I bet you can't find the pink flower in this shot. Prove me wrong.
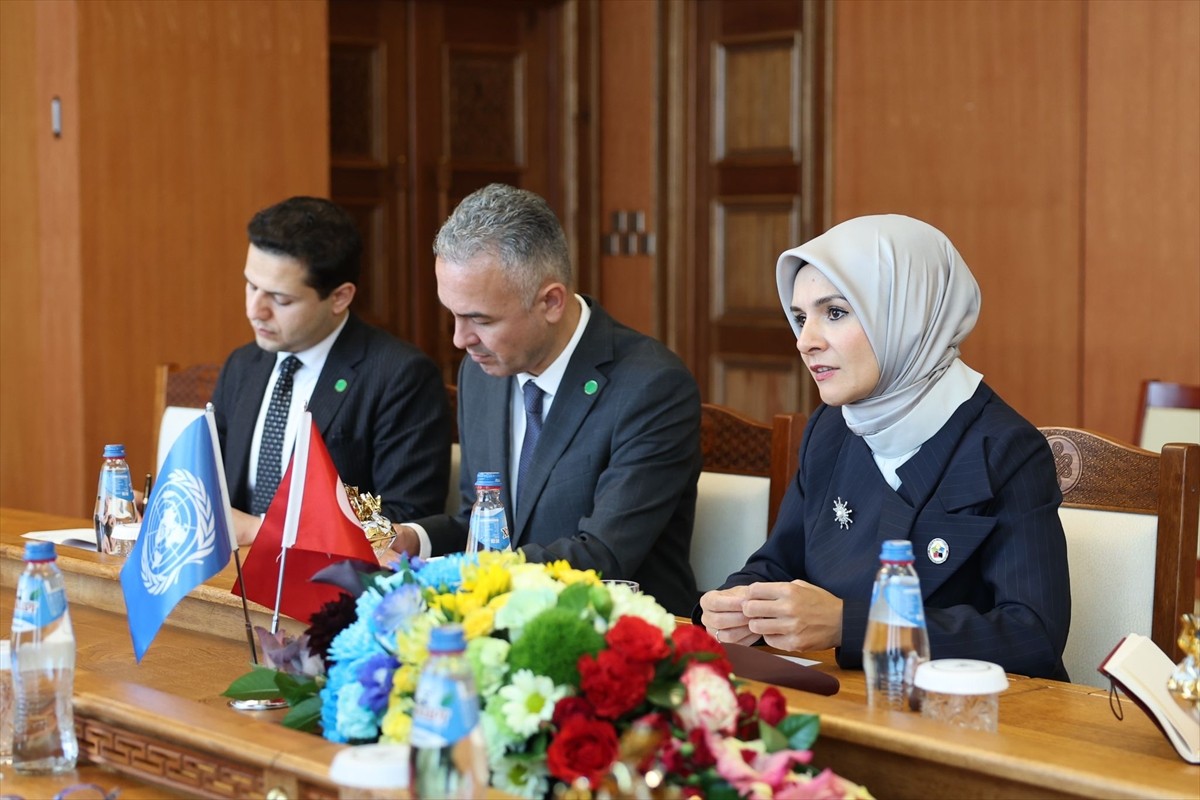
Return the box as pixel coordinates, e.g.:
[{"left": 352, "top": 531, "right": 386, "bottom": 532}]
[{"left": 677, "top": 662, "right": 740, "bottom": 734}]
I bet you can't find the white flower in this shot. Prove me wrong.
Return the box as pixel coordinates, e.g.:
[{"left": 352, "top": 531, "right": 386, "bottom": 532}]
[
  {"left": 481, "top": 696, "right": 521, "bottom": 760},
  {"left": 497, "top": 668, "right": 569, "bottom": 737},
  {"left": 492, "top": 753, "right": 550, "bottom": 799},
  {"left": 677, "top": 662, "right": 740, "bottom": 734},
  {"left": 508, "top": 563, "right": 564, "bottom": 593},
  {"left": 608, "top": 587, "right": 676, "bottom": 636},
  {"left": 466, "top": 635, "right": 511, "bottom": 696},
  {"left": 493, "top": 586, "right": 558, "bottom": 640}
]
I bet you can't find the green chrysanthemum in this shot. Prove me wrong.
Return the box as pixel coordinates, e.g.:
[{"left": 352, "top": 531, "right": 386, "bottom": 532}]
[{"left": 507, "top": 606, "right": 604, "bottom": 686}]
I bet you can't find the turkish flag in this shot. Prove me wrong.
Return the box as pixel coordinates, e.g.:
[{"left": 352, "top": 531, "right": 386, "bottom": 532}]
[{"left": 233, "top": 414, "right": 378, "bottom": 623}]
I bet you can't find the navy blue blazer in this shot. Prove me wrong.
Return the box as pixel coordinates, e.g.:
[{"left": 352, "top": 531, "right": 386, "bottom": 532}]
[
  {"left": 414, "top": 299, "right": 702, "bottom": 616},
  {"left": 212, "top": 314, "right": 452, "bottom": 523},
  {"left": 712, "top": 383, "right": 1071, "bottom": 681}
]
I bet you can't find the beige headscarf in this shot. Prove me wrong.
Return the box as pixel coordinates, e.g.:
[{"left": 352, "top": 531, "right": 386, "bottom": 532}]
[{"left": 775, "top": 215, "right": 983, "bottom": 460}]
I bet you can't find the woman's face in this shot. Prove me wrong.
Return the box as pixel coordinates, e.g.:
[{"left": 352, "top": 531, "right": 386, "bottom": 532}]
[{"left": 790, "top": 265, "right": 881, "bottom": 406}]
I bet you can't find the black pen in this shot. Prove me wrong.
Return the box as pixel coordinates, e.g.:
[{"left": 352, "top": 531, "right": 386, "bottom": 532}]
[{"left": 140, "top": 472, "right": 153, "bottom": 517}]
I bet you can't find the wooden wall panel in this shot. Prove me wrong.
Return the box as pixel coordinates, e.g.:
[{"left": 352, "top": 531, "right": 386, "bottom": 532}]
[
  {"left": 0, "top": 1, "right": 58, "bottom": 512},
  {"left": 1082, "top": 0, "right": 1200, "bottom": 441},
  {"left": 832, "top": 0, "right": 1084, "bottom": 429},
  {"left": 0, "top": 0, "right": 330, "bottom": 517},
  {"left": 711, "top": 356, "right": 803, "bottom": 422},
  {"left": 599, "top": 0, "right": 657, "bottom": 336}
]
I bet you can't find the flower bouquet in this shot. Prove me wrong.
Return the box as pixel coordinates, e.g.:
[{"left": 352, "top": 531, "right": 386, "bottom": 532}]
[{"left": 224, "top": 551, "right": 870, "bottom": 799}]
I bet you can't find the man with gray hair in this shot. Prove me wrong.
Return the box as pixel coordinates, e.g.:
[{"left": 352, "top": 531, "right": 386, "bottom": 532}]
[{"left": 391, "top": 183, "right": 701, "bottom": 615}]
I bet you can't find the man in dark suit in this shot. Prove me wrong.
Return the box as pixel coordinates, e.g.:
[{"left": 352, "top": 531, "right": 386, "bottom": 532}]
[
  {"left": 391, "top": 184, "right": 701, "bottom": 615},
  {"left": 212, "top": 196, "right": 451, "bottom": 545}
]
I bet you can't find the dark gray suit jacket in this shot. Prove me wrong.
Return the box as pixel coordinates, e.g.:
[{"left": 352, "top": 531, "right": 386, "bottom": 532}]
[
  {"left": 212, "top": 313, "right": 452, "bottom": 523},
  {"left": 415, "top": 300, "right": 702, "bottom": 616},
  {"left": 707, "top": 383, "right": 1071, "bottom": 681}
]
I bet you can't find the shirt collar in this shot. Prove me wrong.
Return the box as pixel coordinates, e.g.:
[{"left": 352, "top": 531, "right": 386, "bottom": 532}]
[{"left": 517, "top": 295, "right": 590, "bottom": 398}]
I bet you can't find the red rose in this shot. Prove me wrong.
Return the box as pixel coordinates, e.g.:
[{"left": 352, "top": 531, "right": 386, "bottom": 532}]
[
  {"left": 606, "top": 615, "right": 670, "bottom": 663},
  {"left": 546, "top": 716, "right": 619, "bottom": 786},
  {"left": 758, "top": 686, "right": 788, "bottom": 726},
  {"left": 579, "top": 649, "right": 653, "bottom": 719},
  {"left": 671, "top": 624, "right": 733, "bottom": 676},
  {"left": 736, "top": 690, "right": 759, "bottom": 739},
  {"left": 687, "top": 727, "right": 717, "bottom": 768},
  {"left": 552, "top": 695, "right": 596, "bottom": 727}
]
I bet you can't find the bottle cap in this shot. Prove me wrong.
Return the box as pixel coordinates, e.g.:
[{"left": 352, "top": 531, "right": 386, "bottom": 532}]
[
  {"left": 914, "top": 659, "right": 1009, "bottom": 695},
  {"left": 879, "top": 539, "right": 914, "bottom": 563},
  {"left": 428, "top": 624, "right": 466, "bottom": 653},
  {"left": 328, "top": 743, "right": 410, "bottom": 789},
  {"left": 103, "top": 444, "right": 127, "bottom": 459},
  {"left": 0, "top": 640, "right": 10, "bottom": 670},
  {"left": 23, "top": 541, "right": 57, "bottom": 562},
  {"left": 474, "top": 471, "right": 501, "bottom": 488}
]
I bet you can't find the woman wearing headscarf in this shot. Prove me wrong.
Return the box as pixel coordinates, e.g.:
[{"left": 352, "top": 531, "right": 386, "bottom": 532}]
[{"left": 698, "top": 215, "right": 1071, "bottom": 681}]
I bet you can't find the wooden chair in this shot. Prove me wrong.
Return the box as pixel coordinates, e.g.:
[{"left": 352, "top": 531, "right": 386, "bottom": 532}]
[
  {"left": 1040, "top": 427, "right": 1199, "bottom": 687},
  {"left": 691, "top": 404, "right": 806, "bottom": 591},
  {"left": 152, "top": 362, "right": 222, "bottom": 473},
  {"left": 1136, "top": 379, "right": 1200, "bottom": 452}
]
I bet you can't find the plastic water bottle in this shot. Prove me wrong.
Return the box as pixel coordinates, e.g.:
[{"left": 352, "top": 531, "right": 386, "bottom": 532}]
[
  {"left": 0, "top": 639, "right": 12, "bottom": 765},
  {"left": 409, "top": 625, "right": 488, "bottom": 799},
  {"left": 465, "top": 472, "right": 510, "bottom": 553},
  {"left": 94, "top": 443, "right": 140, "bottom": 556},
  {"left": 11, "top": 542, "right": 78, "bottom": 774},
  {"left": 863, "top": 539, "right": 931, "bottom": 711}
]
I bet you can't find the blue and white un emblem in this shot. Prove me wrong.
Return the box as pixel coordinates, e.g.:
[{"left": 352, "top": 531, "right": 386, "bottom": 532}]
[{"left": 139, "top": 469, "right": 217, "bottom": 596}]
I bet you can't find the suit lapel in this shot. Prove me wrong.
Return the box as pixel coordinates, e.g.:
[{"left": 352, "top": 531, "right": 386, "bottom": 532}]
[
  {"left": 225, "top": 349, "right": 275, "bottom": 500},
  {"left": 512, "top": 304, "right": 613, "bottom": 544},
  {"left": 306, "top": 315, "right": 363, "bottom": 437}
]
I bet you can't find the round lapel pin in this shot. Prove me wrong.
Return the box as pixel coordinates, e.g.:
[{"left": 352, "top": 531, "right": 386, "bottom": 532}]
[
  {"left": 927, "top": 538, "right": 949, "bottom": 564},
  {"left": 584, "top": 379, "right": 598, "bottom": 396},
  {"left": 334, "top": 378, "right": 348, "bottom": 393}
]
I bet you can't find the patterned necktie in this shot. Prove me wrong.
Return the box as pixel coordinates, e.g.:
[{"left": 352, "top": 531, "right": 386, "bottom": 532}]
[
  {"left": 517, "top": 380, "right": 545, "bottom": 503},
  {"left": 252, "top": 355, "right": 301, "bottom": 515}
]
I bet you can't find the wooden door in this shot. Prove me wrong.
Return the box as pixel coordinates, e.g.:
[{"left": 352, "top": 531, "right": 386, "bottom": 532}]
[
  {"left": 664, "top": 0, "right": 828, "bottom": 422},
  {"left": 329, "top": 0, "right": 594, "bottom": 383}
]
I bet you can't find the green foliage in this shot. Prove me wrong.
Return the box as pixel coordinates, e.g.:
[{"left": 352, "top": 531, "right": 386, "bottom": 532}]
[
  {"left": 777, "top": 713, "right": 820, "bottom": 751},
  {"left": 222, "top": 666, "right": 287, "bottom": 700},
  {"left": 507, "top": 606, "right": 605, "bottom": 686},
  {"left": 282, "top": 695, "right": 323, "bottom": 734}
]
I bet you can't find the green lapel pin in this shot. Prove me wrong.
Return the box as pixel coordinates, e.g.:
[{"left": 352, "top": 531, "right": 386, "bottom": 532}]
[
  {"left": 584, "top": 379, "right": 598, "bottom": 396},
  {"left": 335, "top": 378, "right": 348, "bottom": 393}
]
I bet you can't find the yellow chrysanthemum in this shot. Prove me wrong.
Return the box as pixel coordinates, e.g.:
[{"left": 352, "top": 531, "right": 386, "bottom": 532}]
[
  {"left": 379, "top": 706, "right": 411, "bottom": 744},
  {"left": 544, "top": 559, "right": 601, "bottom": 586},
  {"left": 390, "top": 663, "right": 419, "bottom": 697},
  {"left": 462, "top": 606, "right": 496, "bottom": 640}
]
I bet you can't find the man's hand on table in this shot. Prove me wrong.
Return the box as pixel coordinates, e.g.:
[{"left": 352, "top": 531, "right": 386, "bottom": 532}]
[{"left": 230, "top": 508, "right": 263, "bottom": 546}]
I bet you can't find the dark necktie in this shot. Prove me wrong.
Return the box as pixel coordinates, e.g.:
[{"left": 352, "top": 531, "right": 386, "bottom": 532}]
[
  {"left": 517, "top": 380, "right": 545, "bottom": 503},
  {"left": 252, "top": 355, "right": 301, "bottom": 515}
]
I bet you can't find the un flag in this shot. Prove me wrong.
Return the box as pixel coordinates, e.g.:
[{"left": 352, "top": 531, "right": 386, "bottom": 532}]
[{"left": 120, "top": 412, "right": 234, "bottom": 661}]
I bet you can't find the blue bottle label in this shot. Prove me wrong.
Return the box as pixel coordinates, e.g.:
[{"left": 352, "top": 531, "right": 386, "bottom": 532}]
[
  {"left": 410, "top": 673, "right": 479, "bottom": 747},
  {"left": 884, "top": 582, "right": 926, "bottom": 627},
  {"left": 11, "top": 575, "right": 66, "bottom": 633},
  {"left": 102, "top": 469, "right": 134, "bottom": 502},
  {"left": 470, "top": 508, "right": 510, "bottom": 551}
]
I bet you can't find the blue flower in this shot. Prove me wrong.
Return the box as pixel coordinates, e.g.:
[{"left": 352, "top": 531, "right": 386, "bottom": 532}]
[
  {"left": 356, "top": 653, "right": 400, "bottom": 714},
  {"left": 373, "top": 583, "right": 427, "bottom": 651},
  {"left": 414, "top": 553, "right": 474, "bottom": 592},
  {"left": 320, "top": 658, "right": 356, "bottom": 743}
]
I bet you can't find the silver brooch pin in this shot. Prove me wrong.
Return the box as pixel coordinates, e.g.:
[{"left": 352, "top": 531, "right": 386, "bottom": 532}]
[{"left": 832, "top": 497, "right": 853, "bottom": 530}]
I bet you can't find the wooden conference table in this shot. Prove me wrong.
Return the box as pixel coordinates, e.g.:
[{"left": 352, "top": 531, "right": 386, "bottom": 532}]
[{"left": 0, "top": 507, "right": 1196, "bottom": 800}]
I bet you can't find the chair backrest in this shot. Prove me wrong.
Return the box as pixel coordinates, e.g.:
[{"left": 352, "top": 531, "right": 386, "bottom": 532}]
[
  {"left": 153, "top": 363, "right": 222, "bottom": 474},
  {"left": 1040, "top": 427, "right": 1199, "bottom": 688},
  {"left": 1136, "top": 379, "right": 1200, "bottom": 453},
  {"left": 691, "top": 404, "right": 806, "bottom": 592}
]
